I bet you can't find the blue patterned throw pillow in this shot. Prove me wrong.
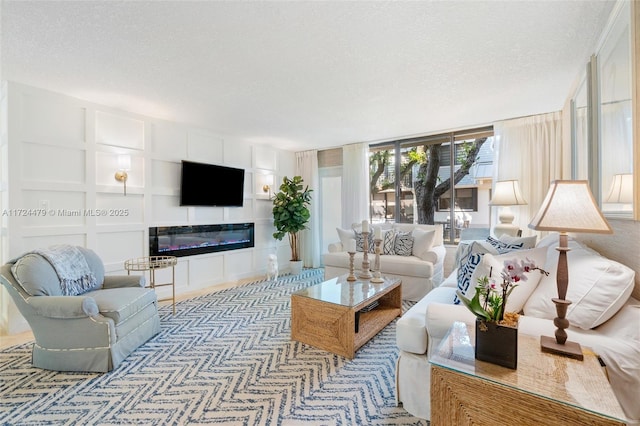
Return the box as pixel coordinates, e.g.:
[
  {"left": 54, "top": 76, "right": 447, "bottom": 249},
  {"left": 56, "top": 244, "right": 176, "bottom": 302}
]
[
  {"left": 486, "top": 235, "right": 523, "bottom": 254},
  {"left": 453, "top": 252, "right": 484, "bottom": 304},
  {"left": 394, "top": 231, "right": 413, "bottom": 256},
  {"left": 383, "top": 230, "right": 396, "bottom": 255},
  {"left": 354, "top": 231, "right": 375, "bottom": 253}
]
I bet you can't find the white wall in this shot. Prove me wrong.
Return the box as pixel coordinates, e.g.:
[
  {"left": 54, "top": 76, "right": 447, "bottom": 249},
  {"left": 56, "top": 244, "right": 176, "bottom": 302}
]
[{"left": 0, "top": 81, "right": 295, "bottom": 334}]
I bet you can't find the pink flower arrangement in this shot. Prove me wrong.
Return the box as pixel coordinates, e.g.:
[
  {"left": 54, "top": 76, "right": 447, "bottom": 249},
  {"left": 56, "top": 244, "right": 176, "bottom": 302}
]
[{"left": 457, "top": 258, "right": 548, "bottom": 324}]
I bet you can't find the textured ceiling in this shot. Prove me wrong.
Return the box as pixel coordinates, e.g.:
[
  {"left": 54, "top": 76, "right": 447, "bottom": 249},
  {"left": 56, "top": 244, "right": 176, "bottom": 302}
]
[{"left": 1, "top": 1, "right": 615, "bottom": 151}]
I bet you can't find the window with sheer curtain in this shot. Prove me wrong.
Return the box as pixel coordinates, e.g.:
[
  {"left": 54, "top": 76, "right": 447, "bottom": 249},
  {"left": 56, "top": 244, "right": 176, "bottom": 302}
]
[
  {"left": 296, "top": 150, "right": 321, "bottom": 268},
  {"left": 493, "top": 111, "right": 563, "bottom": 235}
]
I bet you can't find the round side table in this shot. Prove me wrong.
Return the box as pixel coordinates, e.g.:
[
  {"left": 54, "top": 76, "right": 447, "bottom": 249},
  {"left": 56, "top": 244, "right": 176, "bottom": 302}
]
[{"left": 125, "top": 256, "right": 178, "bottom": 314}]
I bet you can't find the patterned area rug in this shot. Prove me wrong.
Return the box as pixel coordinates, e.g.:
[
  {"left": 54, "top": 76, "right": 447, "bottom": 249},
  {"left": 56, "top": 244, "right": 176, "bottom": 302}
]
[{"left": 0, "top": 269, "right": 428, "bottom": 425}]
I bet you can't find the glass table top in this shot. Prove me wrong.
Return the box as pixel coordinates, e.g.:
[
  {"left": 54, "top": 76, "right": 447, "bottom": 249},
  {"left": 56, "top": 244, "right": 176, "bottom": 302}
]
[{"left": 292, "top": 275, "right": 400, "bottom": 308}]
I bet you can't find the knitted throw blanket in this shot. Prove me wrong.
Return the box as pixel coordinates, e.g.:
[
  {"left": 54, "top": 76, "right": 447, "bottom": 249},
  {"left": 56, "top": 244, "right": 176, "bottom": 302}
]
[{"left": 33, "top": 245, "right": 97, "bottom": 296}]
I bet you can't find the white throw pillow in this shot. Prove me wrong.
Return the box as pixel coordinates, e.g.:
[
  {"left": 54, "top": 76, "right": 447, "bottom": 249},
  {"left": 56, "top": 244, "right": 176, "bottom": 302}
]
[
  {"left": 411, "top": 229, "right": 436, "bottom": 261},
  {"left": 468, "top": 247, "right": 548, "bottom": 313},
  {"left": 535, "top": 232, "right": 562, "bottom": 249},
  {"left": 523, "top": 245, "right": 635, "bottom": 329},
  {"left": 499, "top": 234, "right": 537, "bottom": 249},
  {"left": 336, "top": 228, "right": 355, "bottom": 249}
]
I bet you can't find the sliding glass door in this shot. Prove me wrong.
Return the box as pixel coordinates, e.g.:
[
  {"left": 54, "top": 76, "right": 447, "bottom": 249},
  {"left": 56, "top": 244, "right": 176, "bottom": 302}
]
[{"left": 369, "top": 126, "right": 494, "bottom": 244}]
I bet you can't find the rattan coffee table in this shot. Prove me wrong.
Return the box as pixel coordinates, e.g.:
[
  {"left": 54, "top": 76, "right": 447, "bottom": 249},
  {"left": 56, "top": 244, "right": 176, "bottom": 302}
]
[{"left": 291, "top": 275, "right": 401, "bottom": 359}]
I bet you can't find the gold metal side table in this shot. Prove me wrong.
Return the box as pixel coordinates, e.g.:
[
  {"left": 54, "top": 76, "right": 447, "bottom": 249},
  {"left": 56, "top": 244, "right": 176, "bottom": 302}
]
[{"left": 125, "top": 256, "right": 178, "bottom": 314}]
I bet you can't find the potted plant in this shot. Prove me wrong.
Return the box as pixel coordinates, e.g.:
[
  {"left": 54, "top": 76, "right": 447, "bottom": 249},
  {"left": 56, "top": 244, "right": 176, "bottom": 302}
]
[
  {"left": 457, "top": 258, "right": 548, "bottom": 369},
  {"left": 272, "top": 176, "right": 312, "bottom": 274}
]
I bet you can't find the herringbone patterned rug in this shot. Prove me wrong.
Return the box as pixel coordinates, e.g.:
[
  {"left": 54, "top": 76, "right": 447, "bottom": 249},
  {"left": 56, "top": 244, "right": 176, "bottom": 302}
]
[{"left": 0, "top": 269, "right": 427, "bottom": 425}]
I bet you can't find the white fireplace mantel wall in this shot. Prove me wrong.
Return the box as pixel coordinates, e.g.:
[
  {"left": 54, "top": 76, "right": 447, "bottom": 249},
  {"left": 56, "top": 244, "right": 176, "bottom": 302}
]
[{"left": 0, "top": 81, "right": 295, "bottom": 334}]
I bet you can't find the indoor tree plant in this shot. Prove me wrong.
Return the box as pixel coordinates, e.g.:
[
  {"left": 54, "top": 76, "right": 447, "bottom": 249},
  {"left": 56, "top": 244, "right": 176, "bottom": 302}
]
[{"left": 272, "top": 176, "right": 312, "bottom": 274}]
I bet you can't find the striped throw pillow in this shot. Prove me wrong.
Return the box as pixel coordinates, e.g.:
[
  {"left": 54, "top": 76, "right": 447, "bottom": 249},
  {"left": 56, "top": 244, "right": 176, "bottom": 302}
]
[
  {"left": 393, "top": 231, "right": 413, "bottom": 256},
  {"left": 382, "top": 230, "right": 396, "bottom": 255}
]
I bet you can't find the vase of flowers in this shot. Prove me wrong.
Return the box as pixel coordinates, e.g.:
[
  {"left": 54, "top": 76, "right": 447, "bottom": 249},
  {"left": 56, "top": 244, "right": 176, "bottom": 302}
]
[{"left": 457, "top": 258, "right": 548, "bottom": 369}]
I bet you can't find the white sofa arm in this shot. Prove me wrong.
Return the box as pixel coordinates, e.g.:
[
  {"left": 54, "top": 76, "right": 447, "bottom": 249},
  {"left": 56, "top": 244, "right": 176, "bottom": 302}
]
[
  {"left": 425, "top": 302, "right": 476, "bottom": 351},
  {"left": 396, "top": 286, "right": 458, "bottom": 354},
  {"left": 327, "top": 242, "right": 343, "bottom": 253},
  {"left": 422, "top": 244, "right": 446, "bottom": 265}
]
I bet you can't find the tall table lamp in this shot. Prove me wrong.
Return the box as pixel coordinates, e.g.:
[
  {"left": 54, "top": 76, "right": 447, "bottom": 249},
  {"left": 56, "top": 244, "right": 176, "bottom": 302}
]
[
  {"left": 489, "top": 179, "right": 528, "bottom": 237},
  {"left": 528, "top": 180, "right": 612, "bottom": 360}
]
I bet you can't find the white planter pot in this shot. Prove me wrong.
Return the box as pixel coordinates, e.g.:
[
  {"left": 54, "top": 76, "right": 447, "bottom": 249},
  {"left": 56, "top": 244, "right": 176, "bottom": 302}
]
[{"left": 289, "top": 260, "right": 303, "bottom": 275}]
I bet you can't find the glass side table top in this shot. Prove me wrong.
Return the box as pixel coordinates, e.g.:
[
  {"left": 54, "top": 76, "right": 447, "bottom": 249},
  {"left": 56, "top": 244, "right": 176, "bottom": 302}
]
[
  {"left": 124, "top": 255, "right": 177, "bottom": 271},
  {"left": 292, "top": 275, "right": 400, "bottom": 308},
  {"left": 429, "top": 321, "right": 626, "bottom": 423}
]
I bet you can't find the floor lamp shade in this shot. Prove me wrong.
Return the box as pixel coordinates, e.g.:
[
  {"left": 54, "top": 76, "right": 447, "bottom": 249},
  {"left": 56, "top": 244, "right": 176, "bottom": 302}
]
[
  {"left": 528, "top": 180, "right": 612, "bottom": 360},
  {"left": 490, "top": 180, "right": 527, "bottom": 237}
]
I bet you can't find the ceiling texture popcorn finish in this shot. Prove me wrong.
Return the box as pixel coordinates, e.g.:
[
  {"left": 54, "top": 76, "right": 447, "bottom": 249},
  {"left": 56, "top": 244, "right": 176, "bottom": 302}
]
[{"left": 1, "top": 1, "right": 615, "bottom": 151}]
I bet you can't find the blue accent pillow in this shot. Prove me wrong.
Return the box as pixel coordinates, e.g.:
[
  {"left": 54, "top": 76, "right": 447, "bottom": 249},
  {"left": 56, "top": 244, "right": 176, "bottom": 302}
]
[
  {"left": 453, "top": 252, "right": 484, "bottom": 304},
  {"left": 486, "top": 236, "right": 524, "bottom": 254}
]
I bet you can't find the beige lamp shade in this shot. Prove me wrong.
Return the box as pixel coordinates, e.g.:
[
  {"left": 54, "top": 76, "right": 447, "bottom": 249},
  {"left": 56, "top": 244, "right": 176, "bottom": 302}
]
[
  {"left": 528, "top": 180, "right": 612, "bottom": 234},
  {"left": 489, "top": 180, "right": 528, "bottom": 206},
  {"left": 604, "top": 173, "right": 633, "bottom": 204}
]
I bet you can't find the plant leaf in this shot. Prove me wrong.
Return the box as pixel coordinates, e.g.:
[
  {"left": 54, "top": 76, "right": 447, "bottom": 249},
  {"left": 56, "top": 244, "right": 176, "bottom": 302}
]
[{"left": 456, "top": 290, "right": 491, "bottom": 321}]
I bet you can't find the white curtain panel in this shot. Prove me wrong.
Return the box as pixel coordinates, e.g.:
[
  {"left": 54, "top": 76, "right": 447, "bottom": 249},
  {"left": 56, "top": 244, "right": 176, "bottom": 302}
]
[
  {"left": 341, "top": 143, "right": 370, "bottom": 229},
  {"left": 493, "top": 111, "right": 563, "bottom": 235},
  {"left": 296, "top": 150, "right": 321, "bottom": 268},
  {"left": 574, "top": 105, "right": 589, "bottom": 180}
]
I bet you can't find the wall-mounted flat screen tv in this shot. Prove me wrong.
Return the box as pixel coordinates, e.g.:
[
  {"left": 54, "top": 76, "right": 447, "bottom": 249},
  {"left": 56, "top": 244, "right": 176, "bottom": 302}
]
[{"left": 180, "top": 160, "right": 245, "bottom": 207}]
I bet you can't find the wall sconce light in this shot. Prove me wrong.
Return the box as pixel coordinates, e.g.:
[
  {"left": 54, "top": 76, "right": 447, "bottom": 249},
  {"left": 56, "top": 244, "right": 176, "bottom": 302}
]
[
  {"left": 262, "top": 184, "right": 275, "bottom": 200},
  {"left": 115, "top": 154, "right": 131, "bottom": 196}
]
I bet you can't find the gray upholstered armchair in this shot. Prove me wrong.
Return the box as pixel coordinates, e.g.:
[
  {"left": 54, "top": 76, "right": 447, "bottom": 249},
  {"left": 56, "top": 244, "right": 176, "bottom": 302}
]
[{"left": 0, "top": 245, "right": 161, "bottom": 372}]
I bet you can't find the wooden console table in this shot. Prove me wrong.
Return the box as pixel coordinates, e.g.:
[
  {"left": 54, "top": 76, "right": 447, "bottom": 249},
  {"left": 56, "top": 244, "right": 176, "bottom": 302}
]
[
  {"left": 125, "top": 256, "right": 177, "bottom": 314},
  {"left": 429, "top": 322, "right": 626, "bottom": 426}
]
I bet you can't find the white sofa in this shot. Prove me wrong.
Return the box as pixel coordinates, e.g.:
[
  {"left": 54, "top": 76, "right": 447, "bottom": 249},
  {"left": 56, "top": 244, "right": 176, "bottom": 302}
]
[
  {"left": 323, "top": 223, "right": 446, "bottom": 301},
  {"left": 395, "top": 233, "right": 639, "bottom": 424}
]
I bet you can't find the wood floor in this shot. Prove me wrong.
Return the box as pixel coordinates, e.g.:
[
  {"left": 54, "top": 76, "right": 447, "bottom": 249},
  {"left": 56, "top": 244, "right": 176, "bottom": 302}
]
[{"left": 0, "top": 275, "right": 263, "bottom": 350}]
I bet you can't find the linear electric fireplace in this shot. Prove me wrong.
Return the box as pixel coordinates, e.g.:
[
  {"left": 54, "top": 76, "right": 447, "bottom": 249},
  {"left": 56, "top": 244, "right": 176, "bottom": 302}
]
[{"left": 149, "top": 223, "right": 254, "bottom": 258}]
